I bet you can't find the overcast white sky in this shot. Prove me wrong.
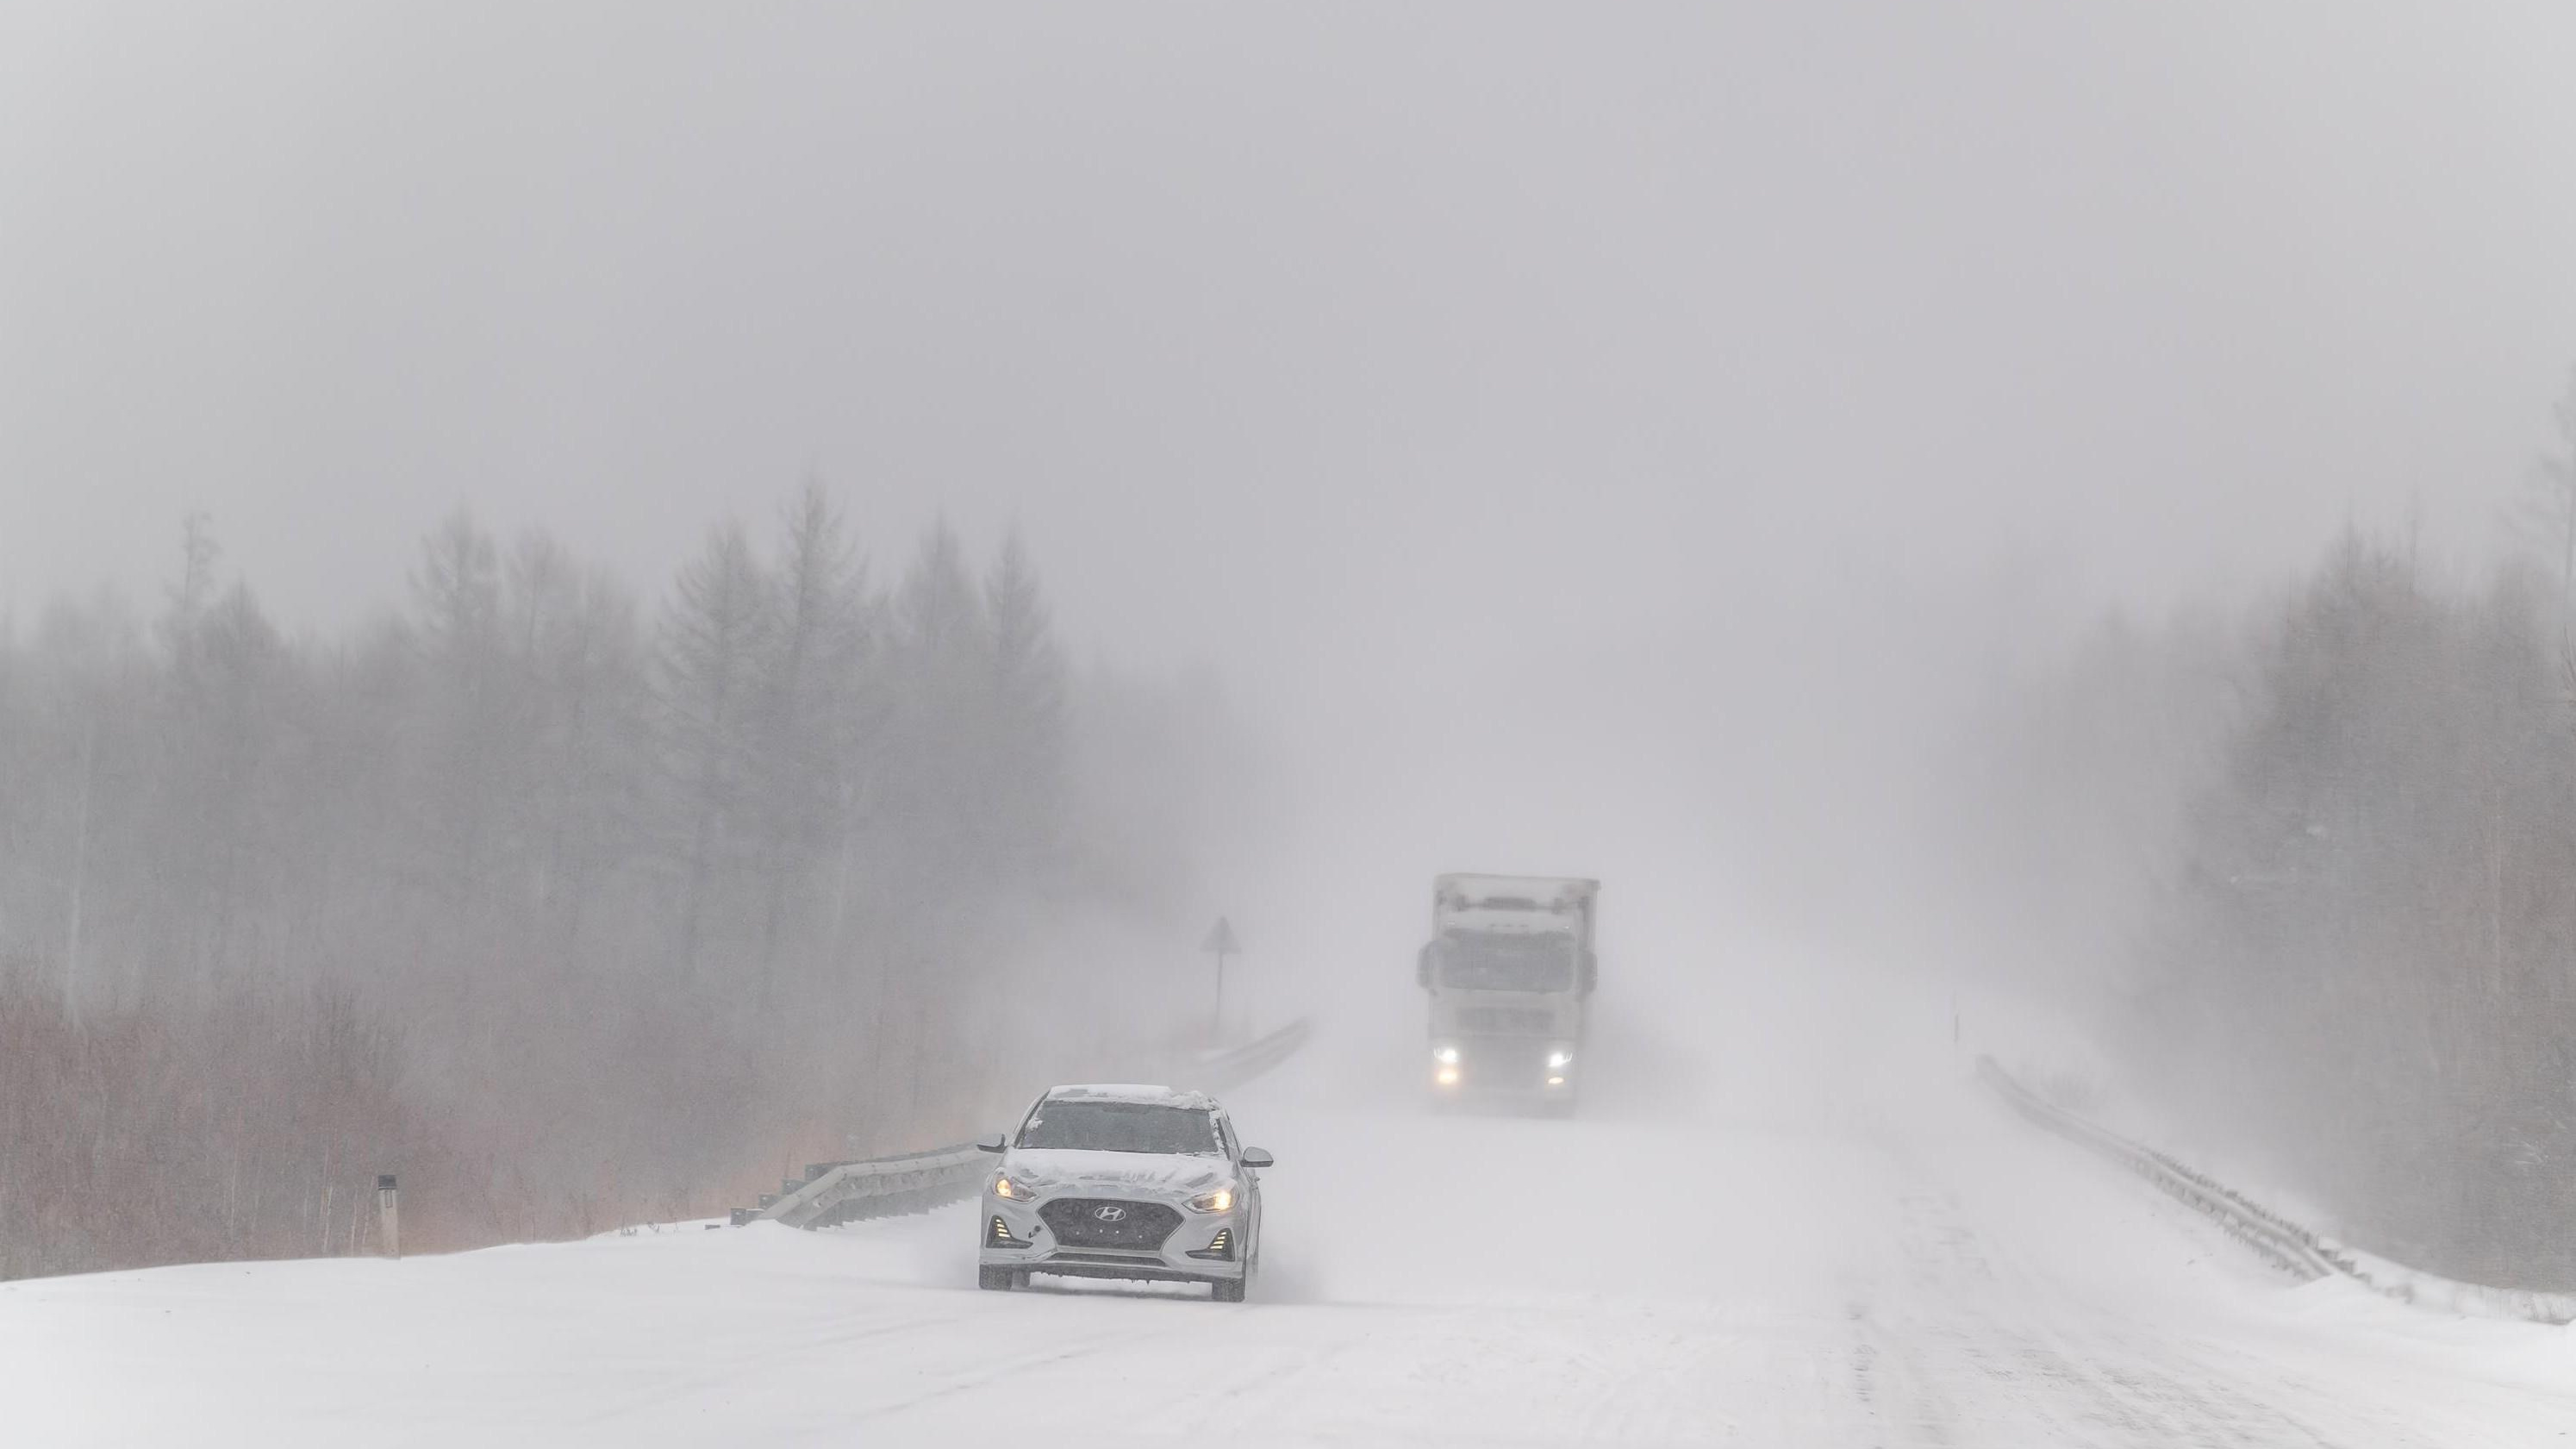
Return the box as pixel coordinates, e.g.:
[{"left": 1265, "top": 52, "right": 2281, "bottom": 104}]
[{"left": 6, "top": 3, "right": 2575, "bottom": 937}]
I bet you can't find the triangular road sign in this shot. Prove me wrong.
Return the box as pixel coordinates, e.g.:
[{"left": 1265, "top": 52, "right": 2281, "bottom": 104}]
[{"left": 1201, "top": 916, "right": 1240, "bottom": 956}]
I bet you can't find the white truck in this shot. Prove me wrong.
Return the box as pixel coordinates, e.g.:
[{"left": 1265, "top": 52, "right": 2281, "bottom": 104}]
[{"left": 1416, "top": 873, "right": 1599, "bottom": 1111}]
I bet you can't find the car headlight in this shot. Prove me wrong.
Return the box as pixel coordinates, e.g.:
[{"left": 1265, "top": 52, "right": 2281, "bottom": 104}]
[
  {"left": 991, "top": 1173, "right": 1041, "bottom": 1201},
  {"left": 1547, "top": 1049, "right": 1574, "bottom": 1070},
  {"left": 1187, "top": 1185, "right": 1237, "bottom": 1214},
  {"left": 1432, "top": 1044, "right": 1461, "bottom": 1065}
]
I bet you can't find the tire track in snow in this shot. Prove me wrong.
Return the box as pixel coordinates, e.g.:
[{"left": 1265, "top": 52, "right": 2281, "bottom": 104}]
[{"left": 827, "top": 1322, "right": 1194, "bottom": 1429}]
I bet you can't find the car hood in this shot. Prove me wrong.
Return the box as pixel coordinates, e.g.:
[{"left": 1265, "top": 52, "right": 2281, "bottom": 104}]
[{"left": 1001, "top": 1147, "right": 1231, "bottom": 1199}]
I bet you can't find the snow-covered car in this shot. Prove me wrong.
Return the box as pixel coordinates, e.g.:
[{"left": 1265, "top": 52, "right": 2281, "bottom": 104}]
[{"left": 974, "top": 1084, "right": 1272, "bottom": 1302}]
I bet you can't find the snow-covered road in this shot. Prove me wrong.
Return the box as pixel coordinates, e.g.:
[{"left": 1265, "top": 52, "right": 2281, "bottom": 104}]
[{"left": 8, "top": 1009, "right": 2573, "bottom": 1446}]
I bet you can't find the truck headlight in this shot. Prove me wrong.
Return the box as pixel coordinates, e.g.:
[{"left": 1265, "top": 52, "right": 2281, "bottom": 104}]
[
  {"left": 1433, "top": 1044, "right": 1461, "bottom": 1065},
  {"left": 1187, "top": 1185, "right": 1237, "bottom": 1214},
  {"left": 1547, "top": 1049, "right": 1574, "bottom": 1070}
]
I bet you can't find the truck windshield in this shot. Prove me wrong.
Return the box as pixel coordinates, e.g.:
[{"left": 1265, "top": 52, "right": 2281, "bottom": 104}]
[
  {"left": 1016, "top": 1101, "right": 1221, "bottom": 1155},
  {"left": 1438, "top": 931, "right": 1575, "bottom": 991}
]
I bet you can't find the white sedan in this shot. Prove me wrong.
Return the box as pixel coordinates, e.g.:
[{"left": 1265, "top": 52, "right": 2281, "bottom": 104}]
[{"left": 975, "top": 1084, "right": 1272, "bottom": 1302}]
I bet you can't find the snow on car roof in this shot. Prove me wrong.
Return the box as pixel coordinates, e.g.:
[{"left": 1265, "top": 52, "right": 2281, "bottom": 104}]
[{"left": 1045, "top": 1083, "right": 1217, "bottom": 1110}]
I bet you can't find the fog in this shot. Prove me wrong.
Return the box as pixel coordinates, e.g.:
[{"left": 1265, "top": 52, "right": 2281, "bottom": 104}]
[
  {"left": 7, "top": 3, "right": 2576, "bottom": 1294},
  {"left": 14, "top": 9, "right": 2573, "bottom": 634}
]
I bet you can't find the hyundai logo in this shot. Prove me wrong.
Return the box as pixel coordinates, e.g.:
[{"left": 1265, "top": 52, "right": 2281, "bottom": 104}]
[{"left": 1093, "top": 1204, "right": 1127, "bottom": 1223}]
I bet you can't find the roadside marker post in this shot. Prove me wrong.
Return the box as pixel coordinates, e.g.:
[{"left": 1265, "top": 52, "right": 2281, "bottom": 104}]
[
  {"left": 1201, "top": 916, "right": 1241, "bottom": 1044},
  {"left": 377, "top": 1174, "right": 401, "bottom": 1260}
]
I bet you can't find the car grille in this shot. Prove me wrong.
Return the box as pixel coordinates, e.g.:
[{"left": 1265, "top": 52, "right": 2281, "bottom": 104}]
[
  {"left": 1040, "top": 1198, "right": 1181, "bottom": 1251},
  {"left": 1458, "top": 1006, "right": 1555, "bottom": 1034}
]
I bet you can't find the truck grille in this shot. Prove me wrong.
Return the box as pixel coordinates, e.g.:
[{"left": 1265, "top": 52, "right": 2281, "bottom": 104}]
[
  {"left": 1040, "top": 1198, "right": 1181, "bottom": 1250},
  {"left": 1458, "top": 1037, "right": 1552, "bottom": 1085},
  {"left": 1457, "top": 1006, "right": 1555, "bottom": 1034}
]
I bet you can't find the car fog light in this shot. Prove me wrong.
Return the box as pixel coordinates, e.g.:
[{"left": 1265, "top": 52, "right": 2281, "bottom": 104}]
[{"left": 1435, "top": 1065, "right": 1461, "bottom": 1086}]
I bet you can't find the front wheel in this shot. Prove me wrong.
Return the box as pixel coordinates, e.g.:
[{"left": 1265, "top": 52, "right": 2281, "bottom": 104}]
[
  {"left": 1211, "top": 1276, "right": 1246, "bottom": 1303},
  {"left": 977, "top": 1265, "right": 1016, "bottom": 1291}
]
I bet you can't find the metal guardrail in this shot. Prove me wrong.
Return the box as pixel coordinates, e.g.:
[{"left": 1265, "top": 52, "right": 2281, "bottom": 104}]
[
  {"left": 743, "top": 1142, "right": 992, "bottom": 1231},
  {"left": 1978, "top": 1054, "right": 2576, "bottom": 1325},
  {"left": 1976, "top": 1056, "right": 2339, "bottom": 1280},
  {"left": 733, "top": 1016, "right": 1315, "bottom": 1231},
  {"left": 1194, "top": 1015, "right": 1314, "bottom": 1093}
]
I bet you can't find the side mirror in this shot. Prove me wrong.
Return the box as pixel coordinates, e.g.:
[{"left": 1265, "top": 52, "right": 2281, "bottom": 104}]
[
  {"left": 1240, "top": 1148, "right": 1274, "bottom": 1170},
  {"left": 974, "top": 1134, "right": 1007, "bottom": 1154}
]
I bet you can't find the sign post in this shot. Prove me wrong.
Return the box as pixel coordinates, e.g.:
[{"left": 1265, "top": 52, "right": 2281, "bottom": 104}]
[
  {"left": 377, "top": 1173, "right": 401, "bottom": 1260},
  {"left": 1201, "top": 916, "right": 1241, "bottom": 1044}
]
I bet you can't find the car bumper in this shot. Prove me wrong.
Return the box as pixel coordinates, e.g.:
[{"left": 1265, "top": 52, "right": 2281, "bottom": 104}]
[
  {"left": 1430, "top": 1039, "right": 1577, "bottom": 1098},
  {"left": 977, "top": 1197, "right": 1246, "bottom": 1282}
]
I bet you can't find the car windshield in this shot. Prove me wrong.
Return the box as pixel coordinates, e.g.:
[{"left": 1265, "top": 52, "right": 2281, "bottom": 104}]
[
  {"left": 1438, "top": 930, "right": 1575, "bottom": 992},
  {"left": 1016, "top": 1100, "right": 1221, "bottom": 1155}
]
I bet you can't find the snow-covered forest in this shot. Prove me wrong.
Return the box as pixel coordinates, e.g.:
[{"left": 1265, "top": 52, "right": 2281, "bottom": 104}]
[
  {"left": 1967, "top": 372, "right": 2576, "bottom": 1290},
  {"left": 0, "top": 484, "right": 1255, "bottom": 1278}
]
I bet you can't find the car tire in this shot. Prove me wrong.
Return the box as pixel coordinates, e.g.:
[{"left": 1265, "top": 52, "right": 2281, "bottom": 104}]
[
  {"left": 977, "top": 1265, "right": 1015, "bottom": 1291},
  {"left": 1212, "top": 1275, "right": 1247, "bottom": 1303}
]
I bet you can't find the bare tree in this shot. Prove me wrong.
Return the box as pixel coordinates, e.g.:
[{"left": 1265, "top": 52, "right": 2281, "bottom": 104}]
[
  {"left": 0, "top": 495, "right": 1252, "bottom": 1282},
  {"left": 656, "top": 520, "right": 770, "bottom": 982},
  {"left": 750, "top": 480, "right": 864, "bottom": 998},
  {"left": 2513, "top": 366, "right": 2576, "bottom": 630},
  {"left": 984, "top": 527, "right": 1067, "bottom": 884}
]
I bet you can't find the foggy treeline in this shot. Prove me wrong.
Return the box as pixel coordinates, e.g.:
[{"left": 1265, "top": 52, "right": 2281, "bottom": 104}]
[
  {"left": 1972, "top": 372, "right": 2576, "bottom": 1289},
  {"left": 0, "top": 485, "right": 1250, "bottom": 1279}
]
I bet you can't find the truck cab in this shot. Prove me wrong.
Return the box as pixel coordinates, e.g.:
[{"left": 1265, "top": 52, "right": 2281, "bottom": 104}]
[{"left": 1418, "top": 874, "right": 1598, "bottom": 1111}]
